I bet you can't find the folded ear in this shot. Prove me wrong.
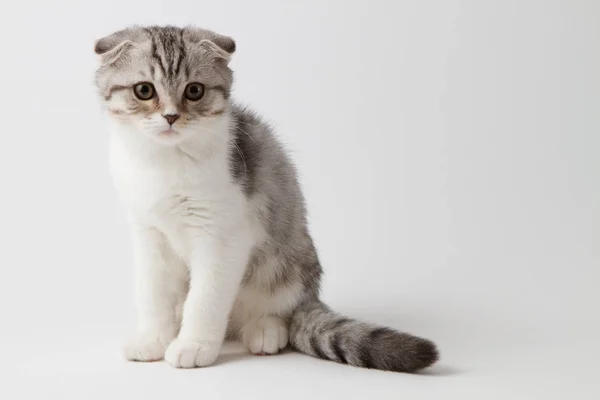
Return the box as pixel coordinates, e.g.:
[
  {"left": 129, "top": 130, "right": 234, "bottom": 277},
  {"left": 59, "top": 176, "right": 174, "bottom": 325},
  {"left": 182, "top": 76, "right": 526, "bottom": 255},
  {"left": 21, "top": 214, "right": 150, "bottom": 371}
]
[
  {"left": 94, "top": 28, "right": 141, "bottom": 66},
  {"left": 184, "top": 27, "right": 236, "bottom": 64},
  {"left": 198, "top": 39, "right": 233, "bottom": 63}
]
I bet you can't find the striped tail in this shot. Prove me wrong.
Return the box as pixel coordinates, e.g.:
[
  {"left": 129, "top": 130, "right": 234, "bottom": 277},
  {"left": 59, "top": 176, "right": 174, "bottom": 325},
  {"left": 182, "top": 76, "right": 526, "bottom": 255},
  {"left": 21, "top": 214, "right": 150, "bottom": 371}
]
[{"left": 289, "top": 300, "right": 438, "bottom": 373}]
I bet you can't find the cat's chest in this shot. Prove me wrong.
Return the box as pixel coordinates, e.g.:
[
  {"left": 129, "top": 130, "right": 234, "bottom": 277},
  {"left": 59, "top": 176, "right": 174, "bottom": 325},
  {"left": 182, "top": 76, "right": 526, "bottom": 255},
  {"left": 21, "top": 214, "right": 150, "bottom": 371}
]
[{"left": 109, "top": 143, "right": 237, "bottom": 225}]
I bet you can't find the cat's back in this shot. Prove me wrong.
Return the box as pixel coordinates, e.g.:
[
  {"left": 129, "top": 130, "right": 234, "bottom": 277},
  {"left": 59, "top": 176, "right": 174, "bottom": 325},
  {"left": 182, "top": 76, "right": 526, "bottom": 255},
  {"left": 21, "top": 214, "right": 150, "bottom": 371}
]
[{"left": 229, "top": 104, "right": 305, "bottom": 215}]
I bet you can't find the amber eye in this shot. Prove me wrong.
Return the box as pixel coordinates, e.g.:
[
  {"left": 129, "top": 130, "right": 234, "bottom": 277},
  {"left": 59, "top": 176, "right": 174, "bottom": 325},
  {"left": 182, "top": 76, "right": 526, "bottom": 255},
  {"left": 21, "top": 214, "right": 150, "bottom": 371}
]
[
  {"left": 133, "top": 82, "right": 155, "bottom": 100},
  {"left": 184, "top": 83, "right": 205, "bottom": 101}
]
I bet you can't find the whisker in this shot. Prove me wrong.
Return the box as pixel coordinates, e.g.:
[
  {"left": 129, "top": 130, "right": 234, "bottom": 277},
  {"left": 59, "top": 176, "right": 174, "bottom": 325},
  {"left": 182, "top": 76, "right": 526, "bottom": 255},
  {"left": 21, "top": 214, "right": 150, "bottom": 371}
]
[
  {"left": 231, "top": 141, "right": 247, "bottom": 175},
  {"left": 236, "top": 119, "right": 261, "bottom": 128},
  {"left": 235, "top": 124, "right": 255, "bottom": 143}
]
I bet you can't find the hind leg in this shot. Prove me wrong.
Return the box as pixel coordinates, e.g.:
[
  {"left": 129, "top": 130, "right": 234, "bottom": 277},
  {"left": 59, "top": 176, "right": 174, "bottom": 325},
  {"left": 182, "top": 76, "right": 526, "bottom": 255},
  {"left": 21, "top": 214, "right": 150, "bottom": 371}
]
[{"left": 242, "top": 316, "right": 289, "bottom": 355}]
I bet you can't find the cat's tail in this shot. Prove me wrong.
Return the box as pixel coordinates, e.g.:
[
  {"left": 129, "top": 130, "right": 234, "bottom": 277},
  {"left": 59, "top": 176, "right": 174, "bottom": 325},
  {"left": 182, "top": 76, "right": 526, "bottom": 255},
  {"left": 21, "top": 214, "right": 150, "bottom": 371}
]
[{"left": 289, "top": 300, "right": 438, "bottom": 373}]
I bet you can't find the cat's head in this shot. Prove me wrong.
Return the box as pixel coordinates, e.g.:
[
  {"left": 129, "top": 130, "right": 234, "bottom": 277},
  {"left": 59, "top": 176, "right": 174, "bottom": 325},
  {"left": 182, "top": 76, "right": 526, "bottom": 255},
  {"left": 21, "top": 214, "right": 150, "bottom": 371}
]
[{"left": 94, "top": 26, "right": 235, "bottom": 145}]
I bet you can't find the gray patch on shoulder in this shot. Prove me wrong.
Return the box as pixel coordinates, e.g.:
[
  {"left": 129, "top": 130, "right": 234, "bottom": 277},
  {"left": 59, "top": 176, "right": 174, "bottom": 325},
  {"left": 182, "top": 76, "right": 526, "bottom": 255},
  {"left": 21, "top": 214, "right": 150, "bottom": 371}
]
[
  {"left": 228, "top": 105, "right": 262, "bottom": 196},
  {"left": 227, "top": 103, "right": 322, "bottom": 300}
]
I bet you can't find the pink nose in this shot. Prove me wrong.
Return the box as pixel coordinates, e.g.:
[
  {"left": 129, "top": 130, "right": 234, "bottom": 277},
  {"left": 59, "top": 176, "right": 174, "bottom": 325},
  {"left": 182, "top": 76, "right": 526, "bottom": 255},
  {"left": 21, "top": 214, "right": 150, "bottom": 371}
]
[{"left": 163, "top": 114, "right": 180, "bottom": 125}]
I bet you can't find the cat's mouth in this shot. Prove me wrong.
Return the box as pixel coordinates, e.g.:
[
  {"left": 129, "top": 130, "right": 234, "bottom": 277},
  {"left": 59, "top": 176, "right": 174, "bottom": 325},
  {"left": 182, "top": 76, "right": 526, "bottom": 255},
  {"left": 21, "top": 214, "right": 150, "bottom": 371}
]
[{"left": 159, "top": 128, "right": 179, "bottom": 136}]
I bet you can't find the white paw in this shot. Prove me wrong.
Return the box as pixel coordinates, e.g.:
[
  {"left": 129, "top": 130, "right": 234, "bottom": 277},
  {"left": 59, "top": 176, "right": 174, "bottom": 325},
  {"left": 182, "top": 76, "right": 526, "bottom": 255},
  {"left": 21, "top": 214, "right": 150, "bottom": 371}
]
[
  {"left": 242, "top": 316, "right": 289, "bottom": 355},
  {"left": 124, "top": 332, "right": 174, "bottom": 362},
  {"left": 164, "top": 338, "right": 221, "bottom": 368}
]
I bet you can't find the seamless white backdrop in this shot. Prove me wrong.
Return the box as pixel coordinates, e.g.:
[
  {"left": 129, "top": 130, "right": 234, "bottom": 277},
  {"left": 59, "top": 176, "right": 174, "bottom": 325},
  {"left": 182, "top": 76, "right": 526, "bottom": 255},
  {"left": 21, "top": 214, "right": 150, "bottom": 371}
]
[{"left": 0, "top": 1, "right": 598, "bottom": 399}]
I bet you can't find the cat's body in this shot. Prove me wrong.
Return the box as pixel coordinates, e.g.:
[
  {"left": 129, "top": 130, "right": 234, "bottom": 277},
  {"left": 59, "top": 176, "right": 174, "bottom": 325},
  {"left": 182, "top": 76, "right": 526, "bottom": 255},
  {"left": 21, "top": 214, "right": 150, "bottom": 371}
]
[
  {"left": 109, "top": 105, "right": 313, "bottom": 360},
  {"left": 96, "top": 25, "right": 438, "bottom": 372}
]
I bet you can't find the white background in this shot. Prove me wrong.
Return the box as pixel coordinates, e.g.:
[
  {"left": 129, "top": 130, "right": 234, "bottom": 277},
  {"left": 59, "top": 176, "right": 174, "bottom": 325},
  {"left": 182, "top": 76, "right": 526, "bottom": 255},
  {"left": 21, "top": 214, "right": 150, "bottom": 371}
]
[{"left": 0, "top": 0, "right": 598, "bottom": 399}]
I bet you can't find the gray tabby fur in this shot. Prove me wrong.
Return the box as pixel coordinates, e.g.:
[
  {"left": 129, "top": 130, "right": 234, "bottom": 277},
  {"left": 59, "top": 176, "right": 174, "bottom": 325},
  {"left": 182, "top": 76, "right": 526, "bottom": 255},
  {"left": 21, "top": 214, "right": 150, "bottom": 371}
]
[{"left": 95, "top": 25, "right": 438, "bottom": 373}]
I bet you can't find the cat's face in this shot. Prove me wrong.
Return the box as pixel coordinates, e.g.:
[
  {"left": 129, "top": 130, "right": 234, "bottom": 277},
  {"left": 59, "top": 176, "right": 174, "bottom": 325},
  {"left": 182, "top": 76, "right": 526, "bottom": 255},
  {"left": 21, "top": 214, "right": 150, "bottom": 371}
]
[{"left": 94, "top": 26, "right": 235, "bottom": 145}]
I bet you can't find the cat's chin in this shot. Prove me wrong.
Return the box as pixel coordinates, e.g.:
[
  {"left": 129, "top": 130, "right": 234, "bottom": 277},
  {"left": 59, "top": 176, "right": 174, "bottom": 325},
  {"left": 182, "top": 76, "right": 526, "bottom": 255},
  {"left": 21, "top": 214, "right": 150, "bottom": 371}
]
[
  {"left": 160, "top": 128, "right": 177, "bottom": 135},
  {"left": 158, "top": 129, "right": 180, "bottom": 139},
  {"left": 147, "top": 129, "right": 184, "bottom": 145}
]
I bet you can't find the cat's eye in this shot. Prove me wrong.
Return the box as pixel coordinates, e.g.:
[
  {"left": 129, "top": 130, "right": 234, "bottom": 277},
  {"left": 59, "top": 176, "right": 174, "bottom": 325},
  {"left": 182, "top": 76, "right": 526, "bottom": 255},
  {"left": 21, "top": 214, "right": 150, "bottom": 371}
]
[
  {"left": 133, "top": 82, "right": 155, "bottom": 100},
  {"left": 184, "top": 83, "right": 205, "bottom": 101}
]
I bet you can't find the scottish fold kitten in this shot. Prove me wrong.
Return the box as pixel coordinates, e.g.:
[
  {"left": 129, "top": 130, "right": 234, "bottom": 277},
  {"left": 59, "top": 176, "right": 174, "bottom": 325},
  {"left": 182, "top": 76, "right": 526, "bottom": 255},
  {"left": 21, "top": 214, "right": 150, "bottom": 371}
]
[{"left": 94, "top": 25, "right": 438, "bottom": 372}]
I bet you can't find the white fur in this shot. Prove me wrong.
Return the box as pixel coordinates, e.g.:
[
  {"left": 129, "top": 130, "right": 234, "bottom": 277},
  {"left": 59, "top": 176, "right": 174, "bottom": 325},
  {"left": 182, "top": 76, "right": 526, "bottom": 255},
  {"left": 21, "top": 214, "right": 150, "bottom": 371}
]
[
  {"left": 242, "top": 316, "right": 289, "bottom": 355},
  {"left": 110, "top": 110, "right": 299, "bottom": 368}
]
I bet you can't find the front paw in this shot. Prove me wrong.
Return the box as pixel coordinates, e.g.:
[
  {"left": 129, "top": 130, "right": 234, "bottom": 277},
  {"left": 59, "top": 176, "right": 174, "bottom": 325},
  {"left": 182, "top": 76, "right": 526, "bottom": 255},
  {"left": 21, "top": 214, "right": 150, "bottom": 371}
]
[
  {"left": 164, "top": 338, "right": 221, "bottom": 368},
  {"left": 124, "top": 332, "right": 175, "bottom": 362}
]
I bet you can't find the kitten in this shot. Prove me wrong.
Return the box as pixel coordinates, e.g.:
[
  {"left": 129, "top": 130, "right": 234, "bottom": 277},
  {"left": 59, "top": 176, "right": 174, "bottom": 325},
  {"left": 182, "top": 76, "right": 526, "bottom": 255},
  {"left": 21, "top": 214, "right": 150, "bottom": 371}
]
[{"left": 94, "top": 25, "right": 438, "bottom": 372}]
